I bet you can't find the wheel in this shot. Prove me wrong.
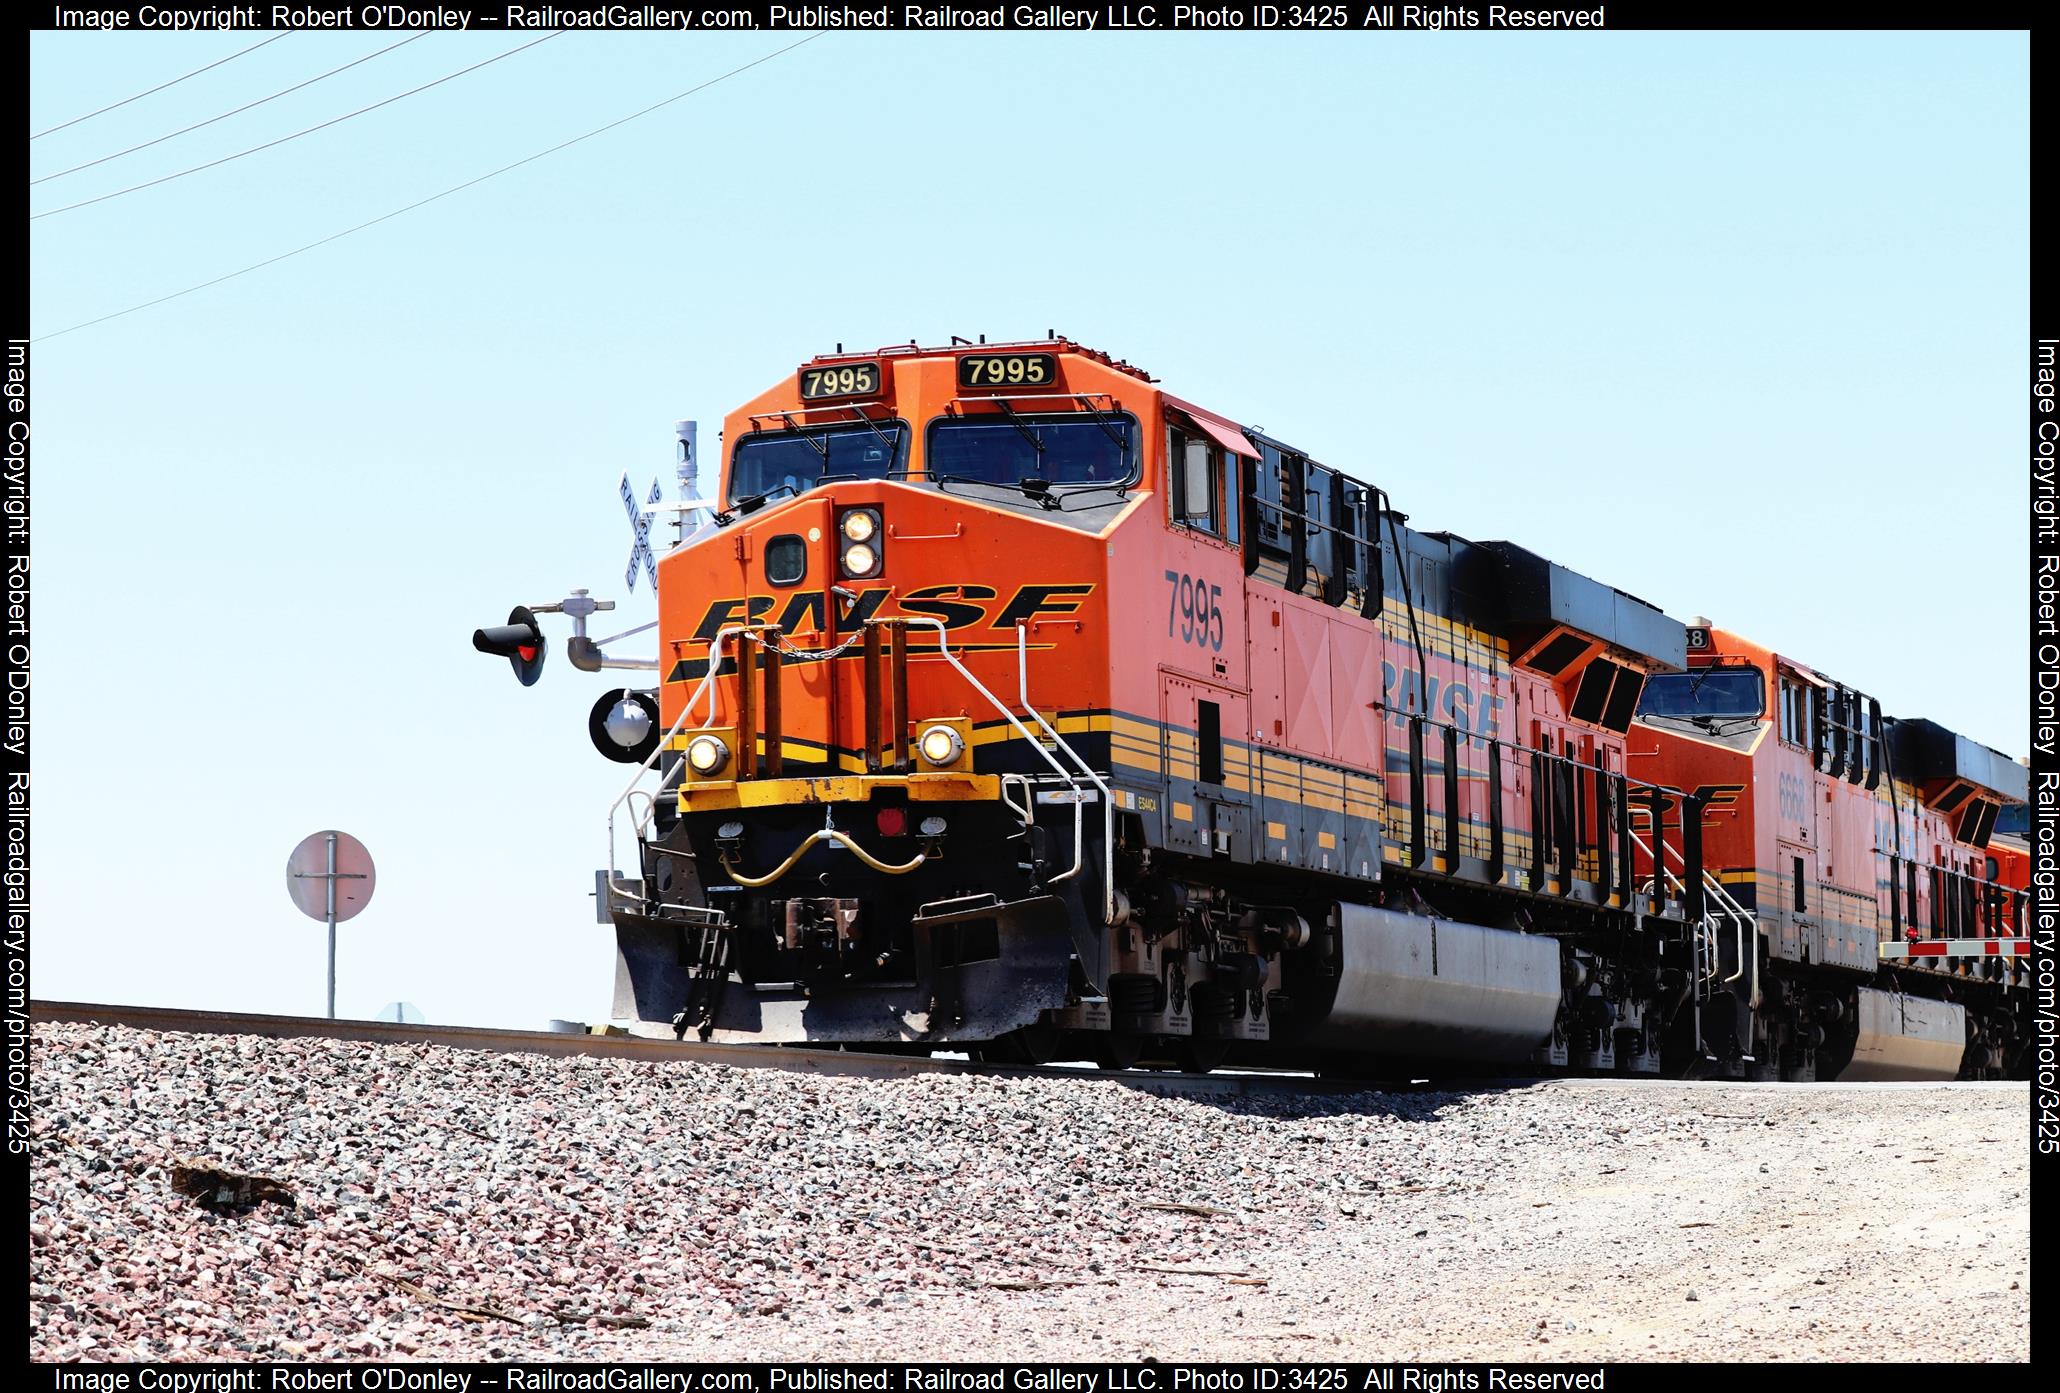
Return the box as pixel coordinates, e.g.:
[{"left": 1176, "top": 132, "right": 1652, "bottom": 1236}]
[
  {"left": 984, "top": 1022, "right": 1059, "bottom": 1066},
  {"left": 1180, "top": 1037, "right": 1229, "bottom": 1074},
  {"left": 1094, "top": 1032, "right": 1144, "bottom": 1071}
]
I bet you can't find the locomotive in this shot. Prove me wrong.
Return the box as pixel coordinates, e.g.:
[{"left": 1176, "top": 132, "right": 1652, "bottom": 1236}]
[{"left": 474, "top": 338, "right": 2029, "bottom": 1079}]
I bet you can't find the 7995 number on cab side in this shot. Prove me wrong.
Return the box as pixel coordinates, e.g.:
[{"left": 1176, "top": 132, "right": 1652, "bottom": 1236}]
[{"left": 1165, "top": 570, "right": 1224, "bottom": 651}]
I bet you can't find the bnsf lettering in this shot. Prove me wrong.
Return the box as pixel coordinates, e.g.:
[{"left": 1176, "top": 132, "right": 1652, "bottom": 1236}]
[
  {"left": 691, "top": 595, "right": 776, "bottom": 641},
  {"left": 688, "top": 583, "right": 1097, "bottom": 645},
  {"left": 901, "top": 583, "right": 999, "bottom": 630},
  {"left": 1380, "top": 661, "right": 1503, "bottom": 739},
  {"left": 995, "top": 583, "right": 1095, "bottom": 629},
  {"left": 775, "top": 591, "right": 827, "bottom": 633}
]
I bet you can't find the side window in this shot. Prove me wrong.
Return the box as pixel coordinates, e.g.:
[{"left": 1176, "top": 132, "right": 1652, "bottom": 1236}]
[
  {"left": 1169, "top": 426, "right": 1228, "bottom": 539},
  {"left": 1778, "top": 677, "right": 1815, "bottom": 750},
  {"left": 1222, "top": 452, "right": 1242, "bottom": 548}
]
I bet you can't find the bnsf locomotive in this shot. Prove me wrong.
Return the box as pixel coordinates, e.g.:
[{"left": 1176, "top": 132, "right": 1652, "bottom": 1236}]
[{"left": 474, "top": 339, "right": 2029, "bottom": 1079}]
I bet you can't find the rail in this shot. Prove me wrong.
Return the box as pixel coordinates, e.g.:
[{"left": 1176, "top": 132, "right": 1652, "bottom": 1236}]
[
  {"left": 28, "top": 1001, "right": 1368, "bottom": 1097},
  {"left": 1882, "top": 852, "right": 2030, "bottom": 982},
  {"left": 1388, "top": 711, "right": 1698, "bottom": 916}
]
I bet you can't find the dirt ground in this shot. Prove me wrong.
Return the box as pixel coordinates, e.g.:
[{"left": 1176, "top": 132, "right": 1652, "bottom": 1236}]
[
  {"left": 32, "top": 1021, "right": 2029, "bottom": 1363},
  {"left": 634, "top": 1080, "right": 2032, "bottom": 1363}
]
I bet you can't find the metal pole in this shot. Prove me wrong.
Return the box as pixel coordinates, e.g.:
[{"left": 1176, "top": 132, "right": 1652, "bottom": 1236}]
[{"left": 325, "top": 831, "right": 337, "bottom": 1019}]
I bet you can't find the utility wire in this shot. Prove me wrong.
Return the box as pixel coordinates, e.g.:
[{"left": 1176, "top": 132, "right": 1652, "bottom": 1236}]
[
  {"left": 33, "top": 33, "right": 432, "bottom": 187},
  {"left": 31, "top": 34, "right": 290, "bottom": 141},
  {"left": 31, "top": 32, "right": 566, "bottom": 222},
  {"left": 33, "top": 35, "right": 825, "bottom": 345}
]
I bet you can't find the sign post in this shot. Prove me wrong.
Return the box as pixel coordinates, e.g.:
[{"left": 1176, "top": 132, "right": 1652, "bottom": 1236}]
[{"left": 286, "top": 830, "right": 376, "bottom": 1019}]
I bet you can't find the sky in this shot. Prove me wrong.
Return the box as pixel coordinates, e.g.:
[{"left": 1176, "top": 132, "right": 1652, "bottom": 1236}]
[{"left": 26, "top": 28, "right": 2030, "bottom": 1027}]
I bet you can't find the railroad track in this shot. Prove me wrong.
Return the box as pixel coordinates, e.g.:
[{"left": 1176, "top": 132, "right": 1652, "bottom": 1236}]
[{"left": 28, "top": 999, "right": 1365, "bottom": 1098}]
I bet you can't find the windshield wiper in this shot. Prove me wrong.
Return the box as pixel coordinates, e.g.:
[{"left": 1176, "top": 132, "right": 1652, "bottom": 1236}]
[
  {"left": 1044, "top": 479, "right": 1131, "bottom": 507},
  {"left": 717, "top": 481, "right": 798, "bottom": 524},
  {"left": 1068, "top": 394, "right": 1130, "bottom": 450},
  {"left": 774, "top": 414, "right": 827, "bottom": 460},
  {"left": 992, "top": 401, "right": 1045, "bottom": 454}
]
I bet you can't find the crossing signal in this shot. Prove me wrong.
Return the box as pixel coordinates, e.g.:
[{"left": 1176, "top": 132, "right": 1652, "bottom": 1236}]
[
  {"left": 589, "top": 689, "right": 662, "bottom": 764},
  {"left": 472, "top": 605, "right": 548, "bottom": 687}
]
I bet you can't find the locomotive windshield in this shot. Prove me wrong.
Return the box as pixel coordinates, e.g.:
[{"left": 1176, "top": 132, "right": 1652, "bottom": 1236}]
[
  {"left": 925, "top": 412, "right": 1136, "bottom": 489},
  {"left": 1637, "top": 667, "right": 1766, "bottom": 722},
  {"left": 729, "top": 421, "right": 907, "bottom": 505}
]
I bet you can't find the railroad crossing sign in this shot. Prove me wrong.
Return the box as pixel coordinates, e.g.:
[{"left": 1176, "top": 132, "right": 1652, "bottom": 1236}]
[
  {"left": 286, "top": 830, "right": 375, "bottom": 1020},
  {"left": 621, "top": 474, "right": 662, "bottom": 592}
]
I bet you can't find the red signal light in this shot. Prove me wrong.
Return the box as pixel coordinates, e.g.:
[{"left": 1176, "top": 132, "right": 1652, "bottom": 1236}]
[
  {"left": 472, "top": 605, "right": 548, "bottom": 687},
  {"left": 875, "top": 807, "right": 908, "bottom": 838}
]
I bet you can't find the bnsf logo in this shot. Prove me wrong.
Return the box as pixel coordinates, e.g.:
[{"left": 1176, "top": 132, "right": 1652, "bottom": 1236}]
[
  {"left": 689, "top": 583, "right": 1096, "bottom": 643},
  {"left": 1628, "top": 784, "right": 1747, "bottom": 827}
]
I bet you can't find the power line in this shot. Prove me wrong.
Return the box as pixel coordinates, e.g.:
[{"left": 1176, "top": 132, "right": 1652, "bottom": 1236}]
[
  {"left": 32, "top": 33, "right": 432, "bottom": 188},
  {"left": 31, "top": 34, "right": 291, "bottom": 141},
  {"left": 30, "top": 32, "right": 567, "bottom": 222},
  {"left": 33, "top": 35, "right": 825, "bottom": 345}
]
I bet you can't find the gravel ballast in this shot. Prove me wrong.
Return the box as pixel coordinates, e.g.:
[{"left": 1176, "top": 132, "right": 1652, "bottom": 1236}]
[{"left": 29, "top": 1023, "right": 2029, "bottom": 1362}]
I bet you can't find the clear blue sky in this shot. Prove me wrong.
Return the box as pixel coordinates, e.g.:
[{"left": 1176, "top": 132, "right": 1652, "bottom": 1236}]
[{"left": 28, "top": 29, "right": 2030, "bottom": 1026}]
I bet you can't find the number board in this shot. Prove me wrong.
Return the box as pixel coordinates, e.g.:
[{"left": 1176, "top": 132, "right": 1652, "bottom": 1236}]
[
  {"left": 958, "top": 353, "right": 1056, "bottom": 389},
  {"left": 798, "top": 361, "right": 882, "bottom": 400}
]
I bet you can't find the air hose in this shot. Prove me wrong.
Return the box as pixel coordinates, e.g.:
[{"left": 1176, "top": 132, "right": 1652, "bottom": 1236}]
[{"left": 719, "top": 828, "right": 929, "bottom": 887}]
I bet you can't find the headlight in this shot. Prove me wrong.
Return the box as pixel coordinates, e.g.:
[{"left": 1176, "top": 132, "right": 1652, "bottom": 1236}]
[
  {"left": 838, "top": 509, "right": 883, "bottom": 577},
  {"left": 684, "top": 734, "right": 731, "bottom": 776},
  {"left": 917, "top": 724, "right": 965, "bottom": 767},
  {"left": 841, "top": 541, "right": 880, "bottom": 578}
]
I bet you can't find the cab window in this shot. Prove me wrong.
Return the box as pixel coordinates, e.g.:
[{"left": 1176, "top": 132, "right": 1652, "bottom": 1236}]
[{"left": 1170, "top": 427, "right": 1234, "bottom": 540}]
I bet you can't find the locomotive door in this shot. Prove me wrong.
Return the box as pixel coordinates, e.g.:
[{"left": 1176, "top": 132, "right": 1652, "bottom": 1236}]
[
  {"left": 1775, "top": 839, "right": 1819, "bottom": 966},
  {"left": 1161, "top": 672, "right": 1251, "bottom": 862}
]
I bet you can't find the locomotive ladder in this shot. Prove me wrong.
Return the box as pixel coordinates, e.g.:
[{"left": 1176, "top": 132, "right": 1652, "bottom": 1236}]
[{"left": 1629, "top": 825, "right": 1760, "bottom": 1010}]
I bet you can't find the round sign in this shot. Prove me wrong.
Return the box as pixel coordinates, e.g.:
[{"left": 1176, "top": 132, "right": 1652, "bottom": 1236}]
[{"left": 285, "top": 830, "right": 376, "bottom": 923}]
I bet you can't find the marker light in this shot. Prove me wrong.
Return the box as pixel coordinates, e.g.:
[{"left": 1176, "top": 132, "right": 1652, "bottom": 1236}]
[
  {"left": 841, "top": 541, "right": 880, "bottom": 578},
  {"left": 685, "top": 734, "right": 732, "bottom": 777},
  {"left": 841, "top": 510, "right": 878, "bottom": 542},
  {"left": 917, "top": 724, "right": 965, "bottom": 767},
  {"left": 918, "top": 816, "right": 948, "bottom": 837}
]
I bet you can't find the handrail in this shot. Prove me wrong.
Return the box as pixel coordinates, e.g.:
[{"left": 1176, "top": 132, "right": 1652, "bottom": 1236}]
[
  {"left": 893, "top": 615, "right": 1111, "bottom": 921},
  {"left": 604, "top": 674, "right": 710, "bottom": 906},
  {"left": 1016, "top": 622, "right": 1117, "bottom": 924},
  {"left": 620, "top": 614, "right": 1116, "bottom": 924},
  {"left": 1638, "top": 823, "right": 1758, "bottom": 1007}
]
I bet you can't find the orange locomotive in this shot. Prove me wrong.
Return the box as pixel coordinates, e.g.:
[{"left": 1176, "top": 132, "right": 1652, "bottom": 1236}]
[
  {"left": 1627, "top": 627, "right": 2029, "bottom": 1079},
  {"left": 475, "top": 338, "right": 2024, "bottom": 1078}
]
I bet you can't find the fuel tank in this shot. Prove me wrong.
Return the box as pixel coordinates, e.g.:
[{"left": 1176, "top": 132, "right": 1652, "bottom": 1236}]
[
  {"left": 1840, "top": 987, "right": 1966, "bottom": 1081},
  {"left": 1311, "top": 902, "right": 1563, "bottom": 1061}
]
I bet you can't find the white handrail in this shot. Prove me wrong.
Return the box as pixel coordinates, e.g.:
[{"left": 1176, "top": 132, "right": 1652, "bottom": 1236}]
[
  {"left": 607, "top": 615, "right": 1119, "bottom": 925},
  {"left": 894, "top": 616, "right": 1108, "bottom": 917},
  {"left": 1015, "top": 622, "right": 1116, "bottom": 924}
]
